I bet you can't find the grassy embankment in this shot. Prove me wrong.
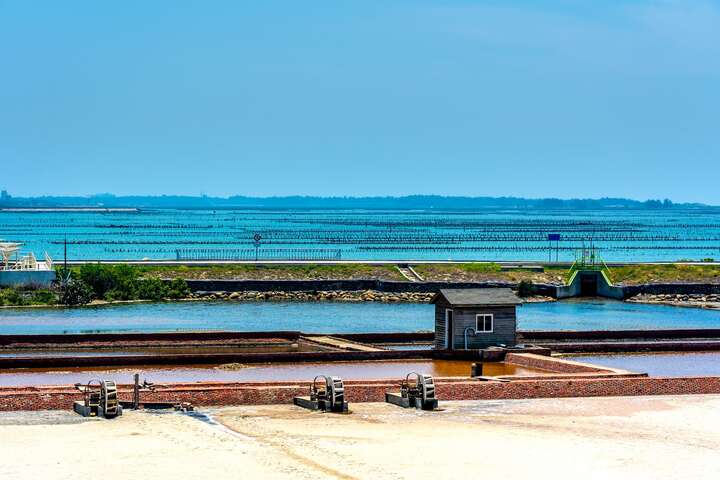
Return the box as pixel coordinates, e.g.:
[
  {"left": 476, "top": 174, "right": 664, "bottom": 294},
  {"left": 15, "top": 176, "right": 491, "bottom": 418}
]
[
  {"left": 138, "top": 264, "right": 406, "bottom": 281},
  {"left": 609, "top": 264, "right": 720, "bottom": 285},
  {"left": 3, "top": 263, "right": 720, "bottom": 307},
  {"left": 139, "top": 262, "right": 720, "bottom": 286}
]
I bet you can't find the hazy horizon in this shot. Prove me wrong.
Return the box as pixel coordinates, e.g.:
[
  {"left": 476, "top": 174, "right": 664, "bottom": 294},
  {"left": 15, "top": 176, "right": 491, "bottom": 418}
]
[
  {"left": 1, "top": 191, "right": 713, "bottom": 209},
  {"left": 1, "top": 191, "right": 716, "bottom": 206}
]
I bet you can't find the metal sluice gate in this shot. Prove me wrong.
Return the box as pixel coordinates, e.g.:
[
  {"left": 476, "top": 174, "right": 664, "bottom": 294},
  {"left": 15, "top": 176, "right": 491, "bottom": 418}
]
[
  {"left": 293, "top": 375, "right": 349, "bottom": 413},
  {"left": 385, "top": 373, "right": 438, "bottom": 410},
  {"left": 73, "top": 380, "right": 122, "bottom": 419},
  {"left": 73, "top": 375, "right": 193, "bottom": 419}
]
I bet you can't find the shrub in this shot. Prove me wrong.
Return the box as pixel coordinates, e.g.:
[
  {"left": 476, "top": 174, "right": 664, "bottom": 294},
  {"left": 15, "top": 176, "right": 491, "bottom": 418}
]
[
  {"left": 58, "top": 264, "right": 191, "bottom": 303},
  {"left": 30, "top": 289, "right": 57, "bottom": 305},
  {"left": 134, "top": 277, "right": 168, "bottom": 301},
  {"left": 166, "top": 278, "right": 191, "bottom": 299},
  {"left": 78, "top": 264, "right": 140, "bottom": 300},
  {"left": 60, "top": 279, "right": 94, "bottom": 305},
  {"left": 517, "top": 279, "right": 534, "bottom": 297},
  {"left": 79, "top": 264, "right": 119, "bottom": 298},
  {"left": 0, "top": 288, "right": 26, "bottom": 306}
]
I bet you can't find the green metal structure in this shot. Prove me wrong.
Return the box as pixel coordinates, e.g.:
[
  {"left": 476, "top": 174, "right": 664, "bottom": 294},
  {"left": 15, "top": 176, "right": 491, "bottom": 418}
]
[{"left": 566, "top": 247, "right": 613, "bottom": 286}]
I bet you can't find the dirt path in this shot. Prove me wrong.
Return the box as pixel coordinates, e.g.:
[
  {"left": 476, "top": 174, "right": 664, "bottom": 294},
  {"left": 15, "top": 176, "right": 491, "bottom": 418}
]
[
  {"left": 216, "top": 395, "right": 720, "bottom": 479},
  {"left": 1, "top": 395, "right": 719, "bottom": 479}
]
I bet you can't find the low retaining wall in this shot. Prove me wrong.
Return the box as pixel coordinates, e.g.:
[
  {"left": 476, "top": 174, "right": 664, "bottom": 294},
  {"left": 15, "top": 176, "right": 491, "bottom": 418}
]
[
  {"left": 181, "top": 279, "right": 720, "bottom": 300},
  {"left": 0, "top": 349, "right": 434, "bottom": 369},
  {"left": 5, "top": 329, "right": 718, "bottom": 348},
  {"left": 0, "top": 331, "right": 303, "bottom": 346},
  {"left": 3, "top": 376, "right": 720, "bottom": 411},
  {"left": 520, "top": 329, "right": 720, "bottom": 341},
  {"left": 505, "top": 353, "right": 616, "bottom": 374},
  {"left": 537, "top": 341, "right": 720, "bottom": 353},
  {"left": 333, "top": 332, "right": 434, "bottom": 343},
  {"left": 519, "top": 329, "right": 720, "bottom": 353},
  {"left": 183, "top": 279, "right": 558, "bottom": 297},
  {"left": 623, "top": 283, "right": 720, "bottom": 297}
]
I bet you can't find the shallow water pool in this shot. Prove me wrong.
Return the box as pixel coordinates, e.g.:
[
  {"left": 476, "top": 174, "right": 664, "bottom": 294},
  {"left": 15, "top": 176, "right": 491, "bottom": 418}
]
[
  {"left": 0, "top": 359, "right": 544, "bottom": 387},
  {"left": 564, "top": 352, "right": 720, "bottom": 377}
]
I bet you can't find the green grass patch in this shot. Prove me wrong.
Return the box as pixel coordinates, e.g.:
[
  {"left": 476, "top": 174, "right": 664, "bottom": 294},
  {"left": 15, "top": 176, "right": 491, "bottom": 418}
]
[
  {"left": 136, "top": 263, "right": 404, "bottom": 280},
  {"left": 454, "top": 263, "right": 503, "bottom": 273},
  {"left": 609, "top": 264, "right": 720, "bottom": 285},
  {"left": 0, "top": 287, "right": 58, "bottom": 306}
]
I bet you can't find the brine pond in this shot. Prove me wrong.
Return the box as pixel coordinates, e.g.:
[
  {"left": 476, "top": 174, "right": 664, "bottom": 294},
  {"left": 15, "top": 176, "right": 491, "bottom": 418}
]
[
  {"left": 0, "top": 359, "right": 544, "bottom": 387},
  {"left": 1, "top": 298, "right": 719, "bottom": 335}
]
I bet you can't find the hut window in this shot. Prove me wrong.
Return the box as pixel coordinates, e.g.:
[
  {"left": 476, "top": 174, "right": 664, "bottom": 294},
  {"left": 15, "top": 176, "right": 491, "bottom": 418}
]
[{"left": 476, "top": 314, "right": 493, "bottom": 333}]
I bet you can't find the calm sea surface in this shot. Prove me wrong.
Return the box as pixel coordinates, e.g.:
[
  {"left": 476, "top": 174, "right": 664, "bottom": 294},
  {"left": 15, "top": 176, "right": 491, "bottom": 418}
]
[
  {"left": 0, "top": 299, "right": 718, "bottom": 335},
  {"left": 2, "top": 208, "right": 720, "bottom": 261}
]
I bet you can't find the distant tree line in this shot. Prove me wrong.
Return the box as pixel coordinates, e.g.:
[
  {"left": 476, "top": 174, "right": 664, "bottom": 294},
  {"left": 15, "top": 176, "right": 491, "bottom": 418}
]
[{"left": 0, "top": 191, "right": 705, "bottom": 209}]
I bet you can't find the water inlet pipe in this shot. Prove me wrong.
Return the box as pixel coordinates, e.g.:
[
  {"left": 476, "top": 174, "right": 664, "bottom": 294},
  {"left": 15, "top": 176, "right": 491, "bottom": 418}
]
[{"left": 464, "top": 327, "right": 477, "bottom": 350}]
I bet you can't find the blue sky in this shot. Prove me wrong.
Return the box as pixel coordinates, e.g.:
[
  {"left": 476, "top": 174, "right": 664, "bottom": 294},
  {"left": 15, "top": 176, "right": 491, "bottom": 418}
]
[{"left": 1, "top": 1, "right": 719, "bottom": 202}]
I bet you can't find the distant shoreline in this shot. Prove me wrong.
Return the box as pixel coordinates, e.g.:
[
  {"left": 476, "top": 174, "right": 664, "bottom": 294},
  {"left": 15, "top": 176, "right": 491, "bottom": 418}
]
[
  {"left": 0, "top": 194, "right": 714, "bottom": 210},
  {"left": 0, "top": 207, "right": 139, "bottom": 212}
]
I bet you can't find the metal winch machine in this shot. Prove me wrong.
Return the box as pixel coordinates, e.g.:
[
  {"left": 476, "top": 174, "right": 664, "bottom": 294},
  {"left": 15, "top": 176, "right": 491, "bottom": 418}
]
[
  {"left": 385, "top": 372, "right": 438, "bottom": 410},
  {"left": 73, "top": 374, "right": 193, "bottom": 418},
  {"left": 293, "top": 375, "right": 348, "bottom": 413},
  {"left": 73, "top": 380, "right": 122, "bottom": 419}
]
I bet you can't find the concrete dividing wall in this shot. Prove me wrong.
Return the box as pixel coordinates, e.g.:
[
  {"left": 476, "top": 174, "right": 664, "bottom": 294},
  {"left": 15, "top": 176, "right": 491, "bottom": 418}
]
[
  {"left": 0, "top": 349, "right": 435, "bottom": 369},
  {"left": 505, "top": 353, "right": 615, "bottom": 374},
  {"left": 520, "top": 329, "right": 720, "bottom": 341},
  {"left": 0, "top": 331, "right": 303, "bottom": 346}
]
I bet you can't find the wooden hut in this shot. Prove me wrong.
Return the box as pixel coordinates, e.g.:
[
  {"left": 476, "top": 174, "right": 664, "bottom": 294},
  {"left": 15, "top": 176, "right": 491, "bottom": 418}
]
[{"left": 432, "top": 288, "right": 521, "bottom": 350}]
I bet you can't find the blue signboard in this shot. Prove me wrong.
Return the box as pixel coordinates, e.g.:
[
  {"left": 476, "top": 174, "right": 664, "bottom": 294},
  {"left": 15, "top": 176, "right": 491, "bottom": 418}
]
[{"left": 547, "top": 233, "right": 561, "bottom": 241}]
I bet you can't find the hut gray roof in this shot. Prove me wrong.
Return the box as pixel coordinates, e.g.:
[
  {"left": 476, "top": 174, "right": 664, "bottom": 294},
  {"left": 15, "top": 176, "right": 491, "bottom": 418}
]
[{"left": 431, "top": 288, "right": 521, "bottom": 307}]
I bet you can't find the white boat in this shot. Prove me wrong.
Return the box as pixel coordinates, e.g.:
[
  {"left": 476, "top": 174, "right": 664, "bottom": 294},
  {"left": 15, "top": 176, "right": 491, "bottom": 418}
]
[{"left": 0, "top": 240, "right": 56, "bottom": 287}]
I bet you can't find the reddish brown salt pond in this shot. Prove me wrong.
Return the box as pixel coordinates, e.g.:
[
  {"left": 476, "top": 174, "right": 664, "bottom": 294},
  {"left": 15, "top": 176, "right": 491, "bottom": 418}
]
[
  {"left": 0, "top": 359, "right": 545, "bottom": 387},
  {"left": 0, "top": 344, "right": 311, "bottom": 358}
]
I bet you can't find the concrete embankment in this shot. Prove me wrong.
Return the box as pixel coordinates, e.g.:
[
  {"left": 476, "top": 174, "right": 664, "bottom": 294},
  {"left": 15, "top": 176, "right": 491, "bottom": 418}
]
[
  {"left": 627, "top": 293, "right": 720, "bottom": 309},
  {"left": 179, "top": 279, "right": 720, "bottom": 301},
  {"left": 183, "top": 279, "right": 557, "bottom": 295},
  {"left": 187, "top": 289, "right": 437, "bottom": 303},
  {"left": 519, "top": 329, "right": 720, "bottom": 352},
  {"left": 5, "top": 329, "right": 720, "bottom": 369}
]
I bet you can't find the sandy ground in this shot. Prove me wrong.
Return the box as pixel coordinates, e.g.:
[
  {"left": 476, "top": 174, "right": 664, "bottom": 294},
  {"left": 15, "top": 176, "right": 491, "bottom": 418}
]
[{"left": 1, "top": 395, "right": 719, "bottom": 479}]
